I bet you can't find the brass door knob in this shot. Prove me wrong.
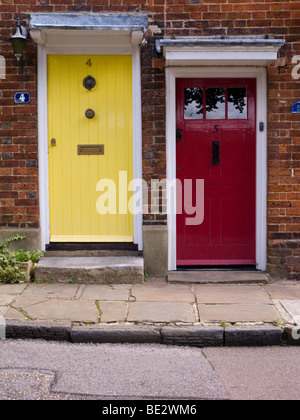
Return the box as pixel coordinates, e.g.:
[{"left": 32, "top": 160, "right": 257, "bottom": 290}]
[{"left": 85, "top": 109, "right": 95, "bottom": 119}]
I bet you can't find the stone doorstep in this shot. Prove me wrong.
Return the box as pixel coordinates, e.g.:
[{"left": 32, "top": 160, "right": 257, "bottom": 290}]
[
  {"left": 168, "top": 270, "right": 270, "bottom": 284},
  {"left": 35, "top": 256, "right": 144, "bottom": 284}
]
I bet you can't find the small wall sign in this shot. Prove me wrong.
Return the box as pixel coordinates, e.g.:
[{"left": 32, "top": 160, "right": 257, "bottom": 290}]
[
  {"left": 14, "top": 92, "right": 31, "bottom": 104},
  {"left": 292, "top": 102, "right": 300, "bottom": 114}
]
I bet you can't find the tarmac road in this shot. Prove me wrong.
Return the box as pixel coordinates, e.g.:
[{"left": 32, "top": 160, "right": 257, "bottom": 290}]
[{"left": 0, "top": 340, "right": 299, "bottom": 401}]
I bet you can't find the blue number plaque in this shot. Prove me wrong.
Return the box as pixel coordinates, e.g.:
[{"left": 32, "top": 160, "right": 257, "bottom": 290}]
[
  {"left": 292, "top": 102, "right": 300, "bottom": 114},
  {"left": 14, "top": 92, "right": 31, "bottom": 104}
]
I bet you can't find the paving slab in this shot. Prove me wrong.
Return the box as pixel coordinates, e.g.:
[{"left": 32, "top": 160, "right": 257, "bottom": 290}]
[
  {"left": 127, "top": 302, "right": 196, "bottom": 323},
  {"left": 264, "top": 283, "right": 300, "bottom": 300},
  {"left": 4, "top": 307, "right": 26, "bottom": 320},
  {"left": 198, "top": 303, "right": 281, "bottom": 323},
  {"left": 23, "top": 284, "right": 79, "bottom": 299},
  {"left": 279, "top": 300, "right": 300, "bottom": 325},
  {"left": 0, "top": 284, "right": 27, "bottom": 294},
  {"left": 132, "top": 283, "right": 194, "bottom": 302},
  {"left": 195, "top": 284, "right": 272, "bottom": 304},
  {"left": 81, "top": 284, "right": 131, "bottom": 301},
  {"left": 12, "top": 296, "right": 99, "bottom": 323},
  {"left": 0, "top": 295, "right": 16, "bottom": 306},
  {"left": 98, "top": 301, "right": 127, "bottom": 323},
  {"left": 0, "top": 306, "right": 7, "bottom": 317},
  {"left": 13, "top": 296, "right": 48, "bottom": 308}
]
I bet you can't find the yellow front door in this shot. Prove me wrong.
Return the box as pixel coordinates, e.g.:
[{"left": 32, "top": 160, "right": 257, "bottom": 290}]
[{"left": 47, "top": 55, "right": 133, "bottom": 242}]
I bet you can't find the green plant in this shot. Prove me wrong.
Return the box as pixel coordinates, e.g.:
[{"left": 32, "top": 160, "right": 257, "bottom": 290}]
[
  {"left": 0, "top": 235, "right": 44, "bottom": 284},
  {"left": 15, "top": 249, "right": 44, "bottom": 264},
  {"left": 0, "top": 235, "right": 26, "bottom": 284}
]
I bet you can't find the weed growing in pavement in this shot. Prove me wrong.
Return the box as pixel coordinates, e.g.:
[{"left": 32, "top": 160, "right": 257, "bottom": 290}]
[{"left": 0, "top": 235, "right": 43, "bottom": 283}]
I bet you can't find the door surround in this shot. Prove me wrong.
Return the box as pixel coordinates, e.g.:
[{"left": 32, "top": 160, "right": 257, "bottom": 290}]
[
  {"left": 166, "top": 67, "right": 268, "bottom": 271},
  {"left": 31, "top": 16, "right": 144, "bottom": 251}
]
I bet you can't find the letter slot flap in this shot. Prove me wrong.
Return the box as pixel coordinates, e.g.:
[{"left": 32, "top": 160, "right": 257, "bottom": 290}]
[
  {"left": 77, "top": 144, "right": 104, "bottom": 155},
  {"left": 212, "top": 141, "right": 220, "bottom": 165}
]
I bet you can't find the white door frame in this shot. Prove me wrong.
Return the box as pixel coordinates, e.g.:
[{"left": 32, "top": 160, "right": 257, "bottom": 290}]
[
  {"left": 166, "top": 67, "right": 267, "bottom": 271},
  {"left": 36, "top": 40, "right": 143, "bottom": 251}
]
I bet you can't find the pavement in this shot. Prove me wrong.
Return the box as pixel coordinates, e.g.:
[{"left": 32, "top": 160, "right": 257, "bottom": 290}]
[{"left": 0, "top": 279, "right": 300, "bottom": 347}]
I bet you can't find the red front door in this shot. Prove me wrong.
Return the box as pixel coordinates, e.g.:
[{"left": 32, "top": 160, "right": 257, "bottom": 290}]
[{"left": 176, "top": 78, "right": 256, "bottom": 266}]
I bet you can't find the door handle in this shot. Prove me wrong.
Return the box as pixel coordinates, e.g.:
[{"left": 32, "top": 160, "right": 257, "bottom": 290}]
[
  {"left": 212, "top": 141, "right": 220, "bottom": 165},
  {"left": 176, "top": 128, "right": 182, "bottom": 141}
]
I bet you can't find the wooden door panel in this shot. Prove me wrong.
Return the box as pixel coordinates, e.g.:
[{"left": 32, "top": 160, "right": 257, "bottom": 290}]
[
  {"left": 48, "top": 55, "right": 133, "bottom": 242},
  {"left": 176, "top": 78, "right": 256, "bottom": 265}
]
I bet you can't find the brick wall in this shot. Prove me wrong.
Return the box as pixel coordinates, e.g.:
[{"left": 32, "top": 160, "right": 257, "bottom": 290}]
[
  {"left": 0, "top": 0, "right": 299, "bottom": 278},
  {"left": 0, "top": 8, "right": 38, "bottom": 229}
]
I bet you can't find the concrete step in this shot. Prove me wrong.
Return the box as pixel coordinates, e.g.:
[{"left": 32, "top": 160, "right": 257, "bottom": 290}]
[
  {"left": 167, "top": 270, "right": 270, "bottom": 284},
  {"left": 35, "top": 256, "right": 144, "bottom": 284}
]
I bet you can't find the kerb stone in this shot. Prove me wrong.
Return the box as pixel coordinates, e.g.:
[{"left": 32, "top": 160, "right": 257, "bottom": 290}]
[
  {"left": 71, "top": 326, "right": 161, "bottom": 344},
  {"left": 224, "top": 326, "right": 282, "bottom": 346},
  {"left": 5, "top": 320, "right": 71, "bottom": 341},
  {"left": 161, "top": 326, "right": 224, "bottom": 347}
]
